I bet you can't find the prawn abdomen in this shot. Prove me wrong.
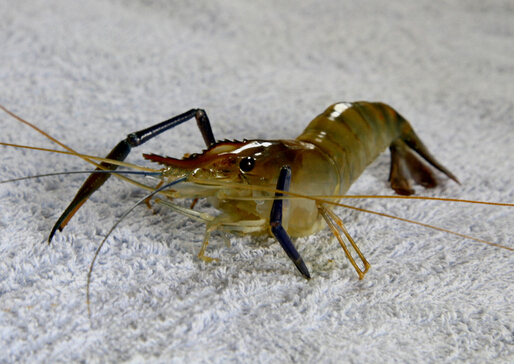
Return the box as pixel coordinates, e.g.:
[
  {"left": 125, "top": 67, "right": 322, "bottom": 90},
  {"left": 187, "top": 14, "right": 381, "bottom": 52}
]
[{"left": 297, "top": 101, "right": 458, "bottom": 195}]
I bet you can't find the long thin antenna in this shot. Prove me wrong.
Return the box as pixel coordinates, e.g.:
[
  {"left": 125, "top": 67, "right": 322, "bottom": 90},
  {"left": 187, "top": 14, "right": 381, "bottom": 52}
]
[{"left": 86, "top": 175, "right": 188, "bottom": 317}]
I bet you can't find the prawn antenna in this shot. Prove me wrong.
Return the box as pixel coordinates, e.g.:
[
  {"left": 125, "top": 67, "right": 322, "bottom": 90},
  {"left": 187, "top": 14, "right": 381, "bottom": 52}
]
[
  {"left": 0, "top": 170, "right": 163, "bottom": 184},
  {"left": 86, "top": 175, "right": 188, "bottom": 318}
]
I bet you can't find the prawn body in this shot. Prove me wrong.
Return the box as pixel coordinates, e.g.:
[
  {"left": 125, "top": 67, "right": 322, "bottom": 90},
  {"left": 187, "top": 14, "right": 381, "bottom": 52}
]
[{"left": 0, "top": 101, "right": 459, "bottom": 281}]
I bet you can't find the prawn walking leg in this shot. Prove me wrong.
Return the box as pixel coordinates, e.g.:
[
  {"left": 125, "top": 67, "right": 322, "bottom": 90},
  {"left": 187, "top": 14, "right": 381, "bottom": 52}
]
[
  {"left": 49, "top": 109, "right": 215, "bottom": 242},
  {"left": 318, "top": 203, "right": 370, "bottom": 279}
]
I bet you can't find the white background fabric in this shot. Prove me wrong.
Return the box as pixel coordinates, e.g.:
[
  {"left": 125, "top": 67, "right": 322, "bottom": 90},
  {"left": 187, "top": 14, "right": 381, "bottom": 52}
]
[{"left": 1, "top": 1, "right": 513, "bottom": 362}]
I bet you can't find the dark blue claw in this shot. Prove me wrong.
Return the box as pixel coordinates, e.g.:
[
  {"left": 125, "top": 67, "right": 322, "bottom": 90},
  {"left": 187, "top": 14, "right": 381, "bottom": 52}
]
[
  {"left": 49, "top": 108, "right": 215, "bottom": 242},
  {"left": 270, "top": 166, "right": 311, "bottom": 279}
]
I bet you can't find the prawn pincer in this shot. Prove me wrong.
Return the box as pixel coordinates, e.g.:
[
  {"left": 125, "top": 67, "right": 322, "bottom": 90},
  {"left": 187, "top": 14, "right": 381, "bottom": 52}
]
[{"left": 19, "top": 101, "right": 460, "bottom": 280}]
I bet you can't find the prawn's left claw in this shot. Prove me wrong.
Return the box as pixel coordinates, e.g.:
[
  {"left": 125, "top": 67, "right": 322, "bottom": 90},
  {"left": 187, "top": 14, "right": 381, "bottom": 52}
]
[{"left": 270, "top": 166, "right": 311, "bottom": 279}]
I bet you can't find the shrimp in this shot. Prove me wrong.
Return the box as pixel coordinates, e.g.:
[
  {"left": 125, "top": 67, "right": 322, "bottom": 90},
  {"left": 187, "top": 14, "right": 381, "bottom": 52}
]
[{"left": 1, "top": 101, "right": 463, "bottom": 281}]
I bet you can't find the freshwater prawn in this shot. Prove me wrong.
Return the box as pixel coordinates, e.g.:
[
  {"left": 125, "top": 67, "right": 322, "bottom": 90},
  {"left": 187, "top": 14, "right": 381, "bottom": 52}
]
[{"left": 1, "top": 102, "right": 512, "bottom": 306}]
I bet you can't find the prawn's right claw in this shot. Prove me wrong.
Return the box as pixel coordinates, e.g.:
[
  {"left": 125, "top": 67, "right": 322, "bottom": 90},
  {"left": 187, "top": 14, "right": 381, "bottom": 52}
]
[
  {"left": 270, "top": 165, "right": 311, "bottom": 279},
  {"left": 49, "top": 108, "right": 216, "bottom": 242},
  {"left": 48, "top": 139, "right": 133, "bottom": 242}
]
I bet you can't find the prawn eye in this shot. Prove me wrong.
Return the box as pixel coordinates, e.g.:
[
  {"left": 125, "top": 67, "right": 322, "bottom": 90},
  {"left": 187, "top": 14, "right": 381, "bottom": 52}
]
[{"left": 239, "top": 156, "right": 255, "bottom": 172}]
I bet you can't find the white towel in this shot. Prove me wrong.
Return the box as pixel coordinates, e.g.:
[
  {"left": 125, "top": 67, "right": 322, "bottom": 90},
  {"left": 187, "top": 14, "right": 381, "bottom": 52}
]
[{"left": 1, "top": 1, "right": 513, "bottom": 362}]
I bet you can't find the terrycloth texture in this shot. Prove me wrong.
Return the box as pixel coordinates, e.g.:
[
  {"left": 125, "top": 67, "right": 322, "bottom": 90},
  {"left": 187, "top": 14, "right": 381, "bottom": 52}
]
[{"left": 1, "top": 1, "right": 513, "bottom": 362}]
